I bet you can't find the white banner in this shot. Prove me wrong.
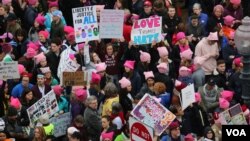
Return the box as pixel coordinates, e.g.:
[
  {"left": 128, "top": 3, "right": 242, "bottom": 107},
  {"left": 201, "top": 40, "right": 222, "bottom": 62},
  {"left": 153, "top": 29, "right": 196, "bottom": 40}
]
[{"left": 0, "top": 61, "right": 20, "bottom": 80}]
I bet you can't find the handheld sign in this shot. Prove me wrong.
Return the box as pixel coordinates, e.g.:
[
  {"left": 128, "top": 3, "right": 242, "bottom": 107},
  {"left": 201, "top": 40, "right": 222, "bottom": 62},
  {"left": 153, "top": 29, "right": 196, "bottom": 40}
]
[
  {"left": 0, "top": 61, "right": 20, "bottom": 80},
  {"left": 181, "top": 84, "right": 195, "bottom": 110},
  {"left": 63, "top": 71, "right": 85, "bottom": 86}
]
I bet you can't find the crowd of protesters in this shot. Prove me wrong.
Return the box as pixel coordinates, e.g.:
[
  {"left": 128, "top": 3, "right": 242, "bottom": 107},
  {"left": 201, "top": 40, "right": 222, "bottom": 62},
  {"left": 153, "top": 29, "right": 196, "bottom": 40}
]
[{"left": 1, "top": 0, "right": 250, "bottom": 141}]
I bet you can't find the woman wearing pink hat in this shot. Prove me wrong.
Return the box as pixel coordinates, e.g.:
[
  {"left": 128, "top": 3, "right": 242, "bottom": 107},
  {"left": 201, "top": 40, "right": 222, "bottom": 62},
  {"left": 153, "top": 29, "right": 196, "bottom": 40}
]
[
  {"left": 207, "top": 4, "right": 224, "bottom": 33},
  {"left": 136, "top": 71, "right": 155, "bottom": 100},
  {"left": 224, "top": 0, "right": 243, "bottom": 24},
  {"left": 28, "top": 14, "right": 46, "bottom": 42},
  {"left": 54, "top": 85, "right": 69, "bottom": 117}
]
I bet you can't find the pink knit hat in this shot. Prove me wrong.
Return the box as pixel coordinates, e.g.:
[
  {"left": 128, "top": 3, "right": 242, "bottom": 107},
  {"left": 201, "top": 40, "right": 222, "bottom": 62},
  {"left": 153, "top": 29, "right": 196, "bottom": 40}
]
[
  {"left": 230, "top": 0, "right": 241, "bottom": 5},
  {"left": 101, "top": 132, "right": 114, "bottom": 141},
  {"left": 40, "top": 67, "right": 51, "bottom": 74},
  {"left": 224, "top": 15, "right": 235, "bottom": 26},
  {"left": 2, "top": 0, "right": 12, "bottom": 5},
  {"left": 95, "top": 63, "right": 107, "bottom": 73},
  {"left": 39, "top": 30, "right": 50, "bottom": 39},
  {"left": 91, "top": 72, "right": 101, "bottom": 84},
  {"left": 78, "top": 43, "right": 85, "bottom": 50},
  {"left": 28, "top": 0, "right": 38, "bottom": 5},
  {"left": 10, "top": 97, "right": 21, "bottom": 109},
  {"left": 185, "top": 134, "right": 194, "bottom": 141},
  {"left": 131, "top": 14, "right": 140, "bottom": 21},
  {"left": 53, "top": 85, "right": 63, "bottom": 96},
  {"left": 207, "top": 32, "right": 218, "bottom": 41},
  {"left": 221, "top": 90, "right": 234, "bottom": 102},
  {"left": 26, "top": 47, "right": 37, "bottom": 58},
  {"left": 179, "top": 66, "right": 192, "bottom": 77},
  {"left": 27, "top": 42, "right": 39, "bottom": 51},
  {"left": 0, "top": 32, "right": 13, "bottom": 39},
  {"left": 176, "top": 32, "right": 186, "bottom": 41},
  {"left": 124, "top": 60, "right": 135, "bottom": 70},
  {"left": 157, "top": 47, "right": 168, "bottom": 57},
  {"left": 34, "top": 52, "right": 46, "bottom": 64},
  {"left": 35, "top": 14, "right": 45, "bottom": 25},
  {"left": 75, "top": 89, "right": 87, "bottom": 101},
  {"left": 64, "top": 26, "right": 74, "bottom": 35},
  {"left": 139, "top": 50, "right": 151, "bottom": 63},
  {"left": 157, "top": 63, "right": 168, "bottom": 73},
  {"left": 180, "top": 49, "right": 193, "bottom": 60},
  {"left": 213, "top": 5, "right": 224, "bottom": 13},
  {"left": 18, "top": 64, "right": 25, "bottom": 75},
  {"left": 219, "top": 98, "right": 230, "bottom": 109},
  {"left": 195, "top": 92, "right": 201, "bottom": 103},
  {"left": 48, "top": 1, "right": 58, "bottom": 8},
  {"left": 144, "top": 71, "right": 154, "bottom": 80},
  {"left": 119, "top": 77, "right": 131, "bottom": 89},
  {"left": 233, "top": 57, "right": 242, "bottom": 67}
]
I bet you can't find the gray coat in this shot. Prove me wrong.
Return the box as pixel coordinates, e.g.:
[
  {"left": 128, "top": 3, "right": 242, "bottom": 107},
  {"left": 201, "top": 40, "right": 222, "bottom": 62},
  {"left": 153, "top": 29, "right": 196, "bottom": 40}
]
[{"left": 84, "top": 107, "right": 101, "bottom": 141}]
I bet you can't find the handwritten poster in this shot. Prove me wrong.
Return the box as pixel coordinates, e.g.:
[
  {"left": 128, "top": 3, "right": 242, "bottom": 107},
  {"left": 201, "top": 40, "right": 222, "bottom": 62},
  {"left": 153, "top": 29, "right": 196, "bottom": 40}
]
[
  {"left": 50, "top": 112, "right": 71, "bottom": 137},
  {"left": 100, "top": 10, "right": 124, "bottom": 39},
  {"left": 0, "top": 61, "right": 20, "bottom": 79},
  {"left": 131, "top": 94, "right": 176, "bottom": 135},
  {"left": 63, "top": 57, "right": 80, "bottom": 72},
  {"left": 181, "top": 84, "right": 195, "bottom": 110},
  {"left": 72, "top": 6, "right": 99, "bottom": 43},
  {"left": 219, "top": 104, "right": 247, "bottom": 125},
  {"left": 63, "top": 71, "right": 86, "bottom": 86},
  {"left": 27, "top": 90, "right": 59, "bottom": 124},
  {"left": 131, "top": 17, "right": 162, "bottom": 45}
]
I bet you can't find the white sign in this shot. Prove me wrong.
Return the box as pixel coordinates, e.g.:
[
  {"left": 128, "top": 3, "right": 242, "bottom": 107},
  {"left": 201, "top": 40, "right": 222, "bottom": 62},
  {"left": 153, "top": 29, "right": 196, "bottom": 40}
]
[
  {"left": 100, "top": 10, "right": 124, "bottom": 39},
  {"left": 27, "top": 90, "right": 59, "bottom": 124},
  {"left": 63, "top": 57, "right": 80, "bottom": 72},
  {"left": 131, "top": 17, "right": 162, "bottom": 45},
  {"left": 72, "top": 6, "right": 99, "bottom": 43},
  {"left": 50, "top": 112, "right": 71, "bottom": 137},
  {"left": 181, "top": 84, "right": 195, "bottom": 110},
  {"left": 0, "top": 61, "right": 20, "bottom": 79}
]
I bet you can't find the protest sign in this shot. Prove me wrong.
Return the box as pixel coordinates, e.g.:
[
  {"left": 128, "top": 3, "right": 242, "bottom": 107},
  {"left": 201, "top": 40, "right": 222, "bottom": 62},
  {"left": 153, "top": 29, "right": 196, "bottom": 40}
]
[
  {"left": 50, "top": 112, "right": 71, "bottom": 137},
  {"left": 63, "top": 57, "right": 80, "bottom": 72},
  {"left": 129, "top": 117, "right": 154, "bottom": 141},
  {"left": 0, "top": 61, "right": 20, "bottom": 80},
  {"left": 181, "top": 84, "right": 195, "bottom": 110},
  {"left": 131, "top": 17, "right": 162, "bottom": 45},
  {"left": 131, "top": 94, "right": 176, "bottom": 135},
  {"left": 72, "top": 6, "right": 99, "bottom": 43},
  {"left": 219, "top": 104, "right": 247, "bottom": 125},
  {"left": 100, "top": 10, "right": 124, "bottom": 39},
  {"left": 27, "top": 90, "right": 59, "bottom": 124},
  {"left": 63, "top": 71, "right": 86, "bottom": 86}
]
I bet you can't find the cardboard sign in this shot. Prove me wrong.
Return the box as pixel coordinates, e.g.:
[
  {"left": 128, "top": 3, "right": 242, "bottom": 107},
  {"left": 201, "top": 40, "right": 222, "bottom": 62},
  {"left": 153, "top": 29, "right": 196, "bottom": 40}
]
[
  {"left": 100, "top": 10, "right": 124, "bottom": 39},
  {"left": 219, "top": 104, "right": 247, "bottom": 125},
  {"left": 129, "top": 117, "right": 154, "bottom": 141},
  {"left": 72, "top": 6, "right": 99, "bottom": 43},
  {"left": 131, "top": 17, "right": 162, "bottom": 45},
  {"left": 181, "top": 84, "right": 195, "bottom": 110},
  {"left": 63, "top": 71, "right": 86, "bottom": 86},
  {"left": 131, "top": 94, "right": 176, "bottom": 135},
  {"left": 50, "top": 112, "right": 71, "bottom": 137},
  {"left": 0, "top": 61, "right": 20, "bottom": 80},
  {"left": 27, "top": 90, "right": 59, "bottom": 124}
]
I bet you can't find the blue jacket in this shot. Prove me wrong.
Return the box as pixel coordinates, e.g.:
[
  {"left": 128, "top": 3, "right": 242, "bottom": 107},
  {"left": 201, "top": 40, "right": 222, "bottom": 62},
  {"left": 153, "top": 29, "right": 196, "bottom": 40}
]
[
  {"left": 188, "top": 13, "right": 208, "bottom": 27},
  {"left": 57, "top": 96, "right": 69, "bottom": 113},
  {"left": 11, "top": 83, "right": 34, "bottom": 98},
  {"left": 158, "top": 92, "right": 171, "bottom": 108}
]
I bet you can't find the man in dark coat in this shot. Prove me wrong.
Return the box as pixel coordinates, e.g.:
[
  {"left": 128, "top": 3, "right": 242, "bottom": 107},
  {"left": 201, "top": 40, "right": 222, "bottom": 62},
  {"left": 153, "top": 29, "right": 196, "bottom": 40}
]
[{"left": 31, "top": 74, "right": 51, "bottom": 100}]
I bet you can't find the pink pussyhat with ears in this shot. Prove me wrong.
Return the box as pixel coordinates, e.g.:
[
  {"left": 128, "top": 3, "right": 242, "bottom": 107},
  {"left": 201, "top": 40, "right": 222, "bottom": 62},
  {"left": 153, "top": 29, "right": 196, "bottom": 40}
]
[
  {"left": 18, "top": 64, "right": 26, "bottom": 75},
  {"left": 48, "top": 0, "right": 59, "bottom": 8},
  {"left": 10, "top": 97, "right": 21, "bottom": 109},
  {"left": 221, "top": 90, "right": 234, "bottom": 102},
  {"left": 144, "top": 71, "right": 154, "bottom": 80},
  {"left": 157, "top": 47, "right": 168, "bottom": 57},
  {"left": 157, "top": 63, "right": 168, "bottom": 73},
  {"left": 101, "top": 132, "right": 114, "bottom": 141},
  {"left": 27, "top": 42, "right": 39, "bottom": 51},
  {"left": 91, "top": 72, "right": 101, "bottom": 84},
  {"left": 179, "top": 66, "right": 192, "bottom": 77},
  {"left": 124, "top": 60, "right": 135, "bottom": 70},
  {"left": 95, "top": 62, "right": 107, "bottom": 73},
  {"left": 233, "top": 57, "right": 242, "bottom": 67},
  {"left": 64, "top": 26, "right": 74, "bottom": 35},
  {"left": 35, "top": 14, "right": 46, "bottom": 25},
  {"left": 223, "top": 15, "right": 235, "bottom": 26},
  {"left": 53, "top": 85, "right": 63, "bottom": 96},
  {"left": 39, "top": 30, "right": 50, "bottom": 39},
  {"left": 119, "top": 77, "right": 131, "bottom": 89},
  {"left": 26, "top": 47, "right": 37, "bottom": 58},
  {"left": 176, "top": 32, "right": 186, "bottom": 41},
  {"left": 78, "top": 43, "right": 85, "bottom": 50},
  {"left": 180, "top": 49, "right": 193, "bottom": 60},
  {"left": 28, "top": 0, "right": 38, "bottom": 5},
  {"left": 219, "top": 98, "right": 230, "bottom": 109},
  {"left": 207, "top": 32, "right": 219, "bottom": 41},
  {"left": 230, "top": 0, "right": 241, "bottom": 5},
  {"left": 34, "top": 52, "right": 46, "bottom": 64},
  {"left": 2, "top": 0, "right": 12, "bottom": 5},
  {"left": 140, "top": 50, "right": 151, "bottom": 63},
  {"left": 75, "top": 89, "right": 88, "bottom": 101},
  {"left": 195, "top": 92, "right": 201, "bottom": 103}
]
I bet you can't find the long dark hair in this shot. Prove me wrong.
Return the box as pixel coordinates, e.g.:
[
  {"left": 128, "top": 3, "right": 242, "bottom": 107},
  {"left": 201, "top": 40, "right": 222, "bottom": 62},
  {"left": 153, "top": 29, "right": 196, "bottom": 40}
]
[{"left": 203, "top": 126, "right": 216, "bottom": 141}]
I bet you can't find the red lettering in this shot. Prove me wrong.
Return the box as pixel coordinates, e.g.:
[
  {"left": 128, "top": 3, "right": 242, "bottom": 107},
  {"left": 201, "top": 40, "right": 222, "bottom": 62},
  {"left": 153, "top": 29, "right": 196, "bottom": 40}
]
[
  {"left": 154, "top": 17, "right": 160, "bottom": 27},
  {"left": 134, "top": 20, "right": 140, "bottom": 29},
  {"left": 141, "top": 19, "right": 146, "bottom": 28},
  {"left": 146, "top": 18, "right": 154, "bottom": 28}
]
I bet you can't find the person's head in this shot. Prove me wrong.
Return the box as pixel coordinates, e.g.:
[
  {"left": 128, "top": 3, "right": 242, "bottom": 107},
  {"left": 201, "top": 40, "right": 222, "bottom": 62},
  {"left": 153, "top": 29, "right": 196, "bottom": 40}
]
[
  {"left": 157, "top": 63, "right": 168, "bottom": 74},
  {"left": 102, "top": 115, "right": 111, "bottom": 129},
  {"left": 96, "top": 62, "right": 107, "bottom": 77},
  {"left": 232, "top": 57, "right": 243, "bottom": 71},
  {"left": 67, "top": 127, "right": 79, "bottom": 140},
  {"left": 167, "top": 6, "right": 176, "bottom": 17},
  {"left": 213, "top": 5, "right": 224, "bottom": 18},
  {"left": 90, "top": 52, "right": 101, "bottom": 63},
  {"left": 119, "top": 77, "right": 131, "bottom": 91},
  {"left": 144, "top": 71, "right": 155, "bottom": 86},
  {"left": 105, "top": 43, "right": 113, "bottom": 56},
  {"left": 40, "top": 67, "right": 52, "bottom": 79},
  {"left": 124, "top": 60, "right": 135, "bottom": 72},
  {"left": 74, "top": 115, "right": 84, "bottom": 128},
  {"left": 34, "top": 126, "right": 46, "bottom": 140},
  {"left": 104, "top": 82, "right": 118, "bottom": 98},
  {"left": 206, "top": 78, "right": 216, "bottom": 90},
  {"left": 86, "top": 96, "right": 98, "bottom": 110},
  {"left": 37, "top": 74, "right": 45, "bottom": 86},
  {"left": 169, "top": 121, "right": 181, "bottom": 138},
  {"left": 52, "top": 10, "right": 62, "bottom": 22},
  {"left": 70, "top": 131, "right": 81, "bottom": 141},
  {"left": 0, "top": 131, "right": 7, "bottom": 141},
  {"left": 144, "top": 1, "right": 152, "bottom": 14},
  {"left": 116, "top": 0, "right": 127, "bottom": 9},
  {"left": 7, "top": 106, "right": 18, "bottom": 123},
  {"left": 112, "top": 102, "right": 122, "bottom": 115},
  {"left": 38, "top": 30, "right": 49, "bottom": 43},
  {"left": 28, "top": 0, "right": 39, "bottom": 7},
  {"left": 48, "top": 1, "right": 59, "bottom": 12},
  {"left": 190, "top": 14, "right": 199, "bottom": 26},
  {"left": 34, "top": 52, "right": 47, "bottom": 66},
  {"left": 230, "top": 0, "right": 241, "bottom": 9},
  {"left": 228, "top": 32, "right": 235, "bottom": 46},
  {"left": 15, "top": 28, "right": 27, "bottom": 42},
  {"left": 207, "top": 32, "right": 218, "bottom": 45},
  {"left": 51, "top": 38, "right": 62, "bottom": 53},
  {"left": 217, "top": 60, "right": 226, "bottom": 73},
  {"left": 0, "top": 5, "right": 8, "bottom": 16},
  {"left": 192, "top": 3, "right": 202, "bottom": 15},
  {"left": 203, "top": 126, "right": 215, "bottom": 140},
  {"left": 21, "top": 88, "right": 33, "bottom": 102},
  {"left": 153, "top": 82, "right": 166, "bottom": 95},
  {"left": 176, "top": 32, "right": 186, "bottom": 45},
  {"left": 157, "top": 47, "right": 168, "bottom": 61},
  {"left": 21, "top": 75, "right": 30, "bottom": 87}
]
